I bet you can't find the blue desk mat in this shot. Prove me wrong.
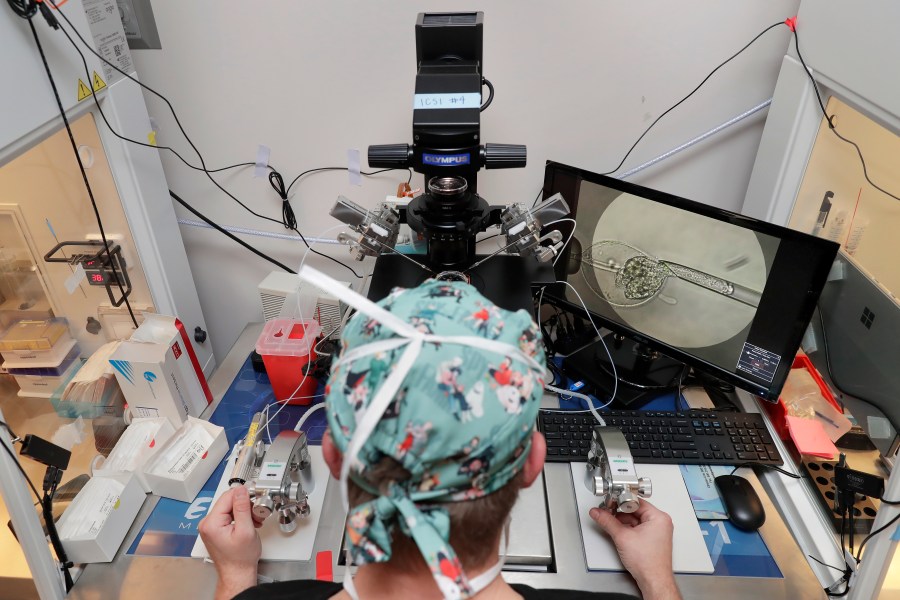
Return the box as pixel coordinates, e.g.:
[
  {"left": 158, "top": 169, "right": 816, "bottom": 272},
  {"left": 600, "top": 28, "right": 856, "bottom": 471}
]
[
  {"left": 560, "top": 387, "right": 782, "bottom": 578},
  {"left": 127, "top": 355, "right": 327, "bottom": 557},
  {"left": 129, "top": 355, "right": 781, "bottom": 578}
]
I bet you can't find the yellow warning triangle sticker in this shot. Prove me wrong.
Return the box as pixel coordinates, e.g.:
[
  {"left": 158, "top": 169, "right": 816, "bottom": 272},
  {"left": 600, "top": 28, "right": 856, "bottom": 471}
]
[
  {"left": 76, "top": 78, "right": 91, "bottom": 102},
  {"left": 92, "top": 71, "right": 106, "bottom": 92}
]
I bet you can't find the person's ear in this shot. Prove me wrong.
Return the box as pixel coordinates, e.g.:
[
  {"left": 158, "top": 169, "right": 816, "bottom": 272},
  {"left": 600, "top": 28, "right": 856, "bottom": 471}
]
[
  {"left": 522, "top": 430, "right": 546, "bottom": 488},
  {"left": 322, "top": 429, "right": 343, "bottom": 479}
]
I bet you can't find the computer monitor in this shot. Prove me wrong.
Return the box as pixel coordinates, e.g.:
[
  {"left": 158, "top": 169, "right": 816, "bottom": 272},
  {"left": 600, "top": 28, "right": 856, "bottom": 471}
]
[{"left": 541, "top": 161, "right": 839, "bottom": 403}]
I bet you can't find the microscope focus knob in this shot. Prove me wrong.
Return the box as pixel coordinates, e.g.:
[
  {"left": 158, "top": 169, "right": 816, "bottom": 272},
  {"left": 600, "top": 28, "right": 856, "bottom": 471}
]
[
  {"left": 278, "top": 508, "right": 298, "bottom": 534},
  {"left": 482, "top": 143, "right": 526, "bottom": 169},
  {"left": 638, "top": 477, "right": 652, "bottom": 498},
  {"left": 617, "top": 490, "right": 640, "bottom": 514},
  {"left": 368, "top": 144, "right": 412, "bottom": 168}
]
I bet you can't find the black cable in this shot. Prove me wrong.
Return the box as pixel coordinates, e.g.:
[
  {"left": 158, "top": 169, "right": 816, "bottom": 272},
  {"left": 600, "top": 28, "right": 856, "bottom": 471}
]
[
  {"left": 856, "top": 510, "right": 900, "bottom": 561},
  {"left": 41, "top": 467, "right": 73, "bottom": 591},
  {"left": 28, "top": 18, "right": 138, "bottom": 329},
  {"left": 599, "top": 21, "right": 786, "bottom": 176},
  {"left": 0, "top": 422, "right": 42, "bottom": 502},
  {"left": 44, "top": 3, "right": 365, "bottom": 280},
  {"left": 170, "top": 190, "right": 296, "bottom": 274},
  {"left": 808, "top": 554, "right": 847, "bottom": 574},
  {"left": 480, "top": 77, "right": 495, "bottom": 112},
  {"left": 6, "top": 0, "right": 36, "bottom": 18},
  {"left": 729, "top": 462, "right": 804, "bottom": 478},
  {"left": 285, "top": 166, "right": 412, "bottom": 197},
  {"left": 880, "top": 497, "right": 900, "bottom": 505},
  {"left": 268, "top": 170, "right": 298, "bottom": 230},
  {"left": 791, "top": 27, "right": 900, "bottom": 203}
]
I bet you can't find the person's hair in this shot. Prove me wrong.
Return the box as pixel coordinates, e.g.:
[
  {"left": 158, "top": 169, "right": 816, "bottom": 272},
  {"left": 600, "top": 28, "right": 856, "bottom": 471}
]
[{"left": 348, "top": 457, "right": 523, "bottom": 571}]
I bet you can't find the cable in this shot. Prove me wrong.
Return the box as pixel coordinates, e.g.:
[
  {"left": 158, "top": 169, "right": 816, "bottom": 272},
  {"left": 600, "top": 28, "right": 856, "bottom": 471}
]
[
  {"left": 27, "top": 16, "right": 138, "bottom": 328},
  {"left": 791, "top": 26, "right": 900, "bottom": 203},
  {"left": 285, "top": 166, "right": 412, "bottom": 197},
  {"left": 599, "top": 21, "right": 786, "bottom": 176},
  {"left": 880, "top": 497, "right": 900, "bottom": 505},
  {"left": 6, "top": 0, "right": 36, "bottom": 18},
  {"left": 729, "top": 462, "right": 803, "bottom": 478},
  {"left": 856, "top": 510, "right": 900, "bottom": 562},
  {"left": 267, "top": 170, "right": 298, "bottom": 230},
  {"left": 480, "top": 77, "right": 495, "bottom": 112},
  {"left": 808, "top": 554, "right": 847, "bottom": 574},
  {"left": 169, "top": 190, "right": 296, "bottom": 274},
  {"left": 0, "top": 422, "right": 42, "bottom": 502},
  {"left": 44, "top": 3, "right": 383, "bottom": 281}
]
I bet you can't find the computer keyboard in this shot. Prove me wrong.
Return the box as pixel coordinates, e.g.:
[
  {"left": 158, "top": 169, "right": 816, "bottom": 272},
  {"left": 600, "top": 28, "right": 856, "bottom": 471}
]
[{"left": 537, "top": 409, "right": 783, "bottom": 466}]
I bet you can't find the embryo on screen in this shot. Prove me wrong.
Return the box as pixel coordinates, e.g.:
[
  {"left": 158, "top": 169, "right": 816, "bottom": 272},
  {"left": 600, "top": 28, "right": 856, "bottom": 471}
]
[{"left": 566, "top": 182, "right": 780, "bottom": 365}]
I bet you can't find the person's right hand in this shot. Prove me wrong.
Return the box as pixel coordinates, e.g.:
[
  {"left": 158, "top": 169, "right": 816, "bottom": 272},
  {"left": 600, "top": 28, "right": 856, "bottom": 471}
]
[
  {"left": 199, "top": 486, "right": 262, "bottom": 600},
  {"left": 589, "top": 500, "right": 681, "bottom": 600}
]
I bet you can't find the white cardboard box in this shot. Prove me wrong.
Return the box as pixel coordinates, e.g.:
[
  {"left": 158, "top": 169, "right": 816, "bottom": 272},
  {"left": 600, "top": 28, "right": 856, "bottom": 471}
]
[
  {"left": 141, "top": 417, "right": 228, "bottom": 502},
  {"left": 56, "top": 472, "right": 146, "bottom": 564},
  {"left": 108, "top": 314, "right": 212, "bottom": 428},
  {"left": 93, "top": 417, "right": 176, "bottom": 493}
]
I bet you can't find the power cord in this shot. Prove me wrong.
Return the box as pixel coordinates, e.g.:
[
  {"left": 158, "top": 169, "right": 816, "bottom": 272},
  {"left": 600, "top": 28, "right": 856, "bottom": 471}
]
[
  {"left": 0, "top": 422, "right": 73, "bottom": 591},
  {"left": 598, "top": 21, "right": 787, "bottom": 176},
  {"left": 790, "top": 22, "right": 900, "bottom": 203},
  {"left": 24, "top": 6, "right": 138, "bottom": 328}
]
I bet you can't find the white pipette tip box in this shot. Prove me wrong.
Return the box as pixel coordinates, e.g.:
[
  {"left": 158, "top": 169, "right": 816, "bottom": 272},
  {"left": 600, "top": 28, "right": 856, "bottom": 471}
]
[
  {"left": 93, "top": 417, "right": 176, "bottom": 493},
  {"left": 56, "top": 472, "right": 146, "bottom": 564}
]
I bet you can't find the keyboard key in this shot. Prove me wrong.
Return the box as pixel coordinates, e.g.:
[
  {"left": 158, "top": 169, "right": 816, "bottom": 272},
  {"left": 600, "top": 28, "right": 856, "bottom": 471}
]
[
  {"left": 737, "top": 452, "right": 758, "bottom": 461},
  {"left": 548, "top": 447, "right": 559, "bottom": 455},
  {"left": 673, "top": 435, "right": 694, "bottom": 442},
  {"left": 671, "top": 442, "right": 696, "bottom": 450},
  {"left": 683, "top": 451, "right": 700, "bottom": 459}
]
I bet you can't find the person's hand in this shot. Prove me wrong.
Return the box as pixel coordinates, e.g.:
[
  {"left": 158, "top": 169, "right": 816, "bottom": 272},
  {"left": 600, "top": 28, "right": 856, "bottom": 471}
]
[
  {"left": 199, "top": 486, "right": 262, "bottom": 600},
  {"left": 589, "top": 500, "right": 681, "bottom": 600}
]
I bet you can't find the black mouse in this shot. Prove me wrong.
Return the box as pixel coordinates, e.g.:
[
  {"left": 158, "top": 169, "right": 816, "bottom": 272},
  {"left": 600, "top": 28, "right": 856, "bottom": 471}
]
[{"left": 714, "top": 475, "right": 766, "bottom": 531}]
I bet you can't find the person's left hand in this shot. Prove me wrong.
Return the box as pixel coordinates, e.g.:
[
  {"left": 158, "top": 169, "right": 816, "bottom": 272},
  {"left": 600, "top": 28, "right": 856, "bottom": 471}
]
[{"left": 199, "top": 486, "right": 262, "bottom": 599}]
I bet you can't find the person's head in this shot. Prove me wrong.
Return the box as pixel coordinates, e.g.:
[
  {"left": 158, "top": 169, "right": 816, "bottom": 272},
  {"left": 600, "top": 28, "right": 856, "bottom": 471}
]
[{"left": 303, "top": 266, "right": 546, "bottom": 598}]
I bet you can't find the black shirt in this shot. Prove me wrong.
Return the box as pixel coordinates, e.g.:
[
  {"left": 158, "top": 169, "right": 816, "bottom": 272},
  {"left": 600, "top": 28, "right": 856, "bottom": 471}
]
[{"left": 234, "top": 579, "right": 639, "bottom": 599}]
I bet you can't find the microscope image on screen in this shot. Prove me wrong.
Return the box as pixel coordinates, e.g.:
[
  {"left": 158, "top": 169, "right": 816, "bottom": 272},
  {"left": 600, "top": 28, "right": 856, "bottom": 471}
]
[{"left": 567, "top": 182, "right": 779, "bottom": 358}]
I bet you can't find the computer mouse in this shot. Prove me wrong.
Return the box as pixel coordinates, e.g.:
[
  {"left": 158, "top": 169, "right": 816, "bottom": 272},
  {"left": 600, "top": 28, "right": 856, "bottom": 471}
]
[{"left": 714, "top": 475, "right": 766, "bottom": 531}]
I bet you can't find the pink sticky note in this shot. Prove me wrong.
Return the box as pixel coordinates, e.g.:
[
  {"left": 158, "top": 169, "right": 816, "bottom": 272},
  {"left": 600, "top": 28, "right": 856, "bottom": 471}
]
[{"left": 785, "top": 415, "right": 838, "bottom": 459}]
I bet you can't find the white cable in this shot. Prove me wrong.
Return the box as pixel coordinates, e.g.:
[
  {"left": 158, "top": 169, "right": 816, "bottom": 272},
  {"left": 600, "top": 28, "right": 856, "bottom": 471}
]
[
  {"left": 541, "top": 218, "right": 577, "bottom": 266},
  {"left": 258, "top": 223, "right": 353, "bottom": 440},
  {"left": 551, "top": 280, "right": 618, "bottom": 424},
  {"left": 545, "top": 384, "right": 607, "bottom": 426},
  {"left": 293, "top": 402, "right": 327, "bottom": 433}
]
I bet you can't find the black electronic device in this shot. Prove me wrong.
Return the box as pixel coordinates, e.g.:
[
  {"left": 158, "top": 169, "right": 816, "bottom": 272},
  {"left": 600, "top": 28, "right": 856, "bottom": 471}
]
[
  {"left": 44, "top": 240, "right": 132, "bottom": 307},
  {"left": 714, "top": 474, "right": 766, "bottom": 531},
  {"left": 537, "top": 409, "right": 783, "bottom": 466},
  {"left": 19, "top": 434, "right": 71, "bottom": 471},
  {"left": 541, "top": 161, "right": 839, "bottom": 403},
  {"left": 368, "top": 12, "right": 527, "bottom": 269}
]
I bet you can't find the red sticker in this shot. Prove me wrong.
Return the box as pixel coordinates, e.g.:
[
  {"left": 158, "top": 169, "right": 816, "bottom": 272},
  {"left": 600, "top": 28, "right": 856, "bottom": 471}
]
[
  {"left": 149, "top": 439, "right": 156, "bottom": 448},
  {"left": 201, "top": 451, "right": 208, "bottom": 459},
  {"left": 171, "top": 341, "right": 182, "bottom": 359}
]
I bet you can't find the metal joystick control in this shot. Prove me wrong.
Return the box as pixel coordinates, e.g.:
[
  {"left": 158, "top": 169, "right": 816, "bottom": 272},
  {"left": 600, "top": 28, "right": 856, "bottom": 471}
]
[{"left": 584, "top": 426, "right": 652, "bottom": 514}]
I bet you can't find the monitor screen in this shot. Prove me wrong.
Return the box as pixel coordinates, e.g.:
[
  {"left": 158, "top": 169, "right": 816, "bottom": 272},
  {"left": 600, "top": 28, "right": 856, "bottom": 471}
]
[{"left": 541, "top": 161, "right": 839, "bottom": 401}]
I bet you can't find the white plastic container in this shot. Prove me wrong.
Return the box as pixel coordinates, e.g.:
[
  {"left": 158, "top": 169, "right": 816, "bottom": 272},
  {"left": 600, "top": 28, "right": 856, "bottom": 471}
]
[
  {"left": 55, "top": 472, "right": 146, "bottom": 564},
  {"left": 0, "top": 337, "right": 78, "bottom": 369},
  {"left": 9, "top": 357, "right": 81, "bottom": 398},
  {"left": 141, "top": 417, "right": 228, "bottom": 502}
]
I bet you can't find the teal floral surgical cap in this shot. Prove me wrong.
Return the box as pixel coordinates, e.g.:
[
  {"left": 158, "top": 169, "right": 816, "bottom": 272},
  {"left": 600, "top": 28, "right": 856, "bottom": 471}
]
[{"left": 324, "top": 277, "right": 546, "bottom": 597}]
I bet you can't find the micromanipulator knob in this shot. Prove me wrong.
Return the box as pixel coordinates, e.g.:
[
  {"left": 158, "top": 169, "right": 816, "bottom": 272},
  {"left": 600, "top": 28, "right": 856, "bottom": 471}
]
[
  {"left": 617, "top": 490, "right": 640, "bottom": 514},
  {"left": 638, "top": 477, "right": 652, "bottom": 498},
  {"left": 252, "top": 496, "right": 274, "bottom": 521}
]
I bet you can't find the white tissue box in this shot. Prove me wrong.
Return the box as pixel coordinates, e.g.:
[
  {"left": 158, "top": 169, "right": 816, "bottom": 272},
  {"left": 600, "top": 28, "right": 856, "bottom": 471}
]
[
  {"left": 141, "top": 417, "right": 228, "bottom": 502},
  {"left": 93, "top": 418, "right": 176, "bottom": 493},
  {"left": 56, "top": 472, "right": 146, "bottom": 564}
]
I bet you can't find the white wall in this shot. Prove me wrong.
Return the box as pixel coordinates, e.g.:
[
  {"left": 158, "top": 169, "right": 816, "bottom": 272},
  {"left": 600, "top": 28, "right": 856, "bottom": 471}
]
[{"left": 131, "top": 0, "right": 798, "bottom": 362}]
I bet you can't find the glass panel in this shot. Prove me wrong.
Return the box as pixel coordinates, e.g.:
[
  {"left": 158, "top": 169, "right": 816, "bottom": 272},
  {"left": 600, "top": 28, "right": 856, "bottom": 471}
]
[{"left": 790, "top": 96, "right": 900, "bottom": 299}]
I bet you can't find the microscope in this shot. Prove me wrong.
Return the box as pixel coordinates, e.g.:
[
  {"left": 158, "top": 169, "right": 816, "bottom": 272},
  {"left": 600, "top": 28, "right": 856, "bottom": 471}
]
[{"left": 330, "top": 12, "right": 570, "bottom": 311}]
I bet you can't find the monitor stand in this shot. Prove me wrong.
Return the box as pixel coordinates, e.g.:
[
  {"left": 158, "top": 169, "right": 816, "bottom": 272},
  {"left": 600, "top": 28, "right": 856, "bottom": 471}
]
[{"left": 564, "top": 333, "right": 684, "bottom": 408}]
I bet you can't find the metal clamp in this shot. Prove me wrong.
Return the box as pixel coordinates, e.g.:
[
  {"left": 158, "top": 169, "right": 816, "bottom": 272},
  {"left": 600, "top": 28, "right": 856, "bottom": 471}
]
[{"left": 331, "top": 196, "right": 401, "bottom": 261}]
